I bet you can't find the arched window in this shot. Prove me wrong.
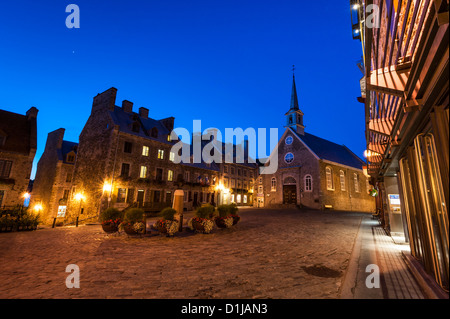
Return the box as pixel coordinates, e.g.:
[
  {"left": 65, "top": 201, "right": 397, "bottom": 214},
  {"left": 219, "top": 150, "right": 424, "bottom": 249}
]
[
  {"left": 354, "top": 173, "right": 360, "bottom": 193},
  {"left": 304, "top": 175, "right": 312, "bottom": 192},
  {"left": 326, "top": 167, "right": 334, "bottom": 190},
  {"left": 271, "top": 177, "right": 277, "bottom": 191},
  {"left": 340, "top": 170, "right": 346, "bottom": 191}
]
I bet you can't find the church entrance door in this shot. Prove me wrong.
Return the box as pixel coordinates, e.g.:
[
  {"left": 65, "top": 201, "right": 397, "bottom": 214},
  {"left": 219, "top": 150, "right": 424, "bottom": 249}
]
[{"left": 283, "top": 185, "right": 297, "bottom": 204}]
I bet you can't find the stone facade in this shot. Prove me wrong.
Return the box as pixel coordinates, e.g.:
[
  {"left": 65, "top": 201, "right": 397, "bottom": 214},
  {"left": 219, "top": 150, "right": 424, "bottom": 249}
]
[
  {"left": 31, "top": 128, "right": 77, "bottom": 223},
  {"left": 55, "top": 88, "right": 258, "bottom": 224},
  {"left": 0, "top": 107, "right": 38, "bottom": 208}
]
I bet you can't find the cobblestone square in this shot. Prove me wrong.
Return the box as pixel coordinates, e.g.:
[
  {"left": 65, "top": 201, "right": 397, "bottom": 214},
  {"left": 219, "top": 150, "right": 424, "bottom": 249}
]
[{"left": 0, "top": 208, "right": 365, "bottom": 299}]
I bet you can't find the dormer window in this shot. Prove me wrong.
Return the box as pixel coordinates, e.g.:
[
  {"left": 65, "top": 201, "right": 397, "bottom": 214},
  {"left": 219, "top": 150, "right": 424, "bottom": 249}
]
[
  {"left": 66, "top": 151, "right": 76, "bottom": 163},
  {"left": 132, "top": 122, "right": 140, "bottom": 133},
  {"left": 151, "top": 127, "right": 158, "bottom": 138}
]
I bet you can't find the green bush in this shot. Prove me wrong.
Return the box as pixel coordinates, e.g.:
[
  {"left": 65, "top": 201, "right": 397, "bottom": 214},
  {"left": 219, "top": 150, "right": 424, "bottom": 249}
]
[
  {"left": 217, "top": 204, "right": 239, "bottom": 217},
  {"left": 99, "top": 207, "right": 123, "bottom": 222},
  {"left": 123, "top": 208, "right": 145, "bottom": 223},
  {"left": 195, "top": 204, "right": 215, "bottom": 219},
  {"left": 160, "top": 207, "right": 177, "bottom": 221},
  {"left": 228, "top": 203, "right": 239, "bottom": 215},
  {"left": 217, "top": 205, "right": 229, "bottom": 218}
]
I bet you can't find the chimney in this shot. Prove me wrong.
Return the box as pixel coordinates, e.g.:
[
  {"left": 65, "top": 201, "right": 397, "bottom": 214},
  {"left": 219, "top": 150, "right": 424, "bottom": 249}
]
[
  {"left": 122, "top": 100, "right": 133, "bottom": 113},
  {"left": 139, "top": 107, "right": 149, "bottom": 119},
  {"left": 26, "top": 107, "right": 38, "bottom": 120},
  {"left": 92, "top": 87, "right": 117, "bottom": 112}
]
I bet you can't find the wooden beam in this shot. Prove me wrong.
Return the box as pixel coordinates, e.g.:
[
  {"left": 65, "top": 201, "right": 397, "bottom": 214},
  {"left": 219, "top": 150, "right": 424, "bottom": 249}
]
[{"left": 367, "top": 67, "right": 411, "bottom": 96}]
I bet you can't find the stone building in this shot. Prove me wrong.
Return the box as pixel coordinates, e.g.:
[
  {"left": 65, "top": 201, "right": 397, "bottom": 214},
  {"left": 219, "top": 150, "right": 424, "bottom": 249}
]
[
  {"left": 0, "top": 107, "right": 38, "bottom": 208},
  {"left": 257, "top": 75, "right": 375, "bottom": 212},
  {"left": 59, "top": 87, "right": 258, "bottom": 224},
  {"left": 31, "top": 128, "right": 78, "bottom": 223}
]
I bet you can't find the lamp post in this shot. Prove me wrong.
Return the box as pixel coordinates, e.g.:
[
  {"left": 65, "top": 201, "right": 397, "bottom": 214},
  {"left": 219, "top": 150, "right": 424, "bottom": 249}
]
[{"left": 74, "top": 193, "right": 85, "bottom": 227}]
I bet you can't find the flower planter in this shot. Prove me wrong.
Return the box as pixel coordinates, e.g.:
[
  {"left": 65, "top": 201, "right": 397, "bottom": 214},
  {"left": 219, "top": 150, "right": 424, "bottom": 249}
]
[
  {"left": 192, "top": 218, "right": 214, "bottom": 234},
  {"left": 215, "top": 217, "right": 234, "bottom": 229},
  {"left": 230, "top": 215, "right": 240, "bottom": 225},
  {"left": 102, "top": 223, "right": 119, "bottom": 234},
  {"left": 123, "top": 222, "right": 146, "bottom": 236},
  {"left": 156, "top": 220, "right": 179, "bottom": 237}
]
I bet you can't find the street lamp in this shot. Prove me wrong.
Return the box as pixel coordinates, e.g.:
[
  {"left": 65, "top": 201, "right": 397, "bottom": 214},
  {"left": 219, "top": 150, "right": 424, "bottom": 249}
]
[{"left": 74, "top": 193, "right": 85, "bottom": 227}]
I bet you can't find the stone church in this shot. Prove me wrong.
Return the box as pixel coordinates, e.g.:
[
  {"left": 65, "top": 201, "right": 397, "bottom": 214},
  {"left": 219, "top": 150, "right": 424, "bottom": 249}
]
[{"left": 257, "top": 75, "right": 375, "bottom": 212}]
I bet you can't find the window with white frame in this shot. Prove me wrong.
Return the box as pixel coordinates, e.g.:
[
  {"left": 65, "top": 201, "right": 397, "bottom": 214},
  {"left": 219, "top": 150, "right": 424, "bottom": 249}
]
[
  {"left": 142, "top": 146, "right": 149, "bottom": 156},
  {"left": 326, "top": 167, "right": 334, "bottom": 190},
  {"left": 304, "top": 175, "right": 312, "bottom": 192},
  {"left": 340, "top": 170, "right": 346, "bottom": 191},
  {"left": 169, "top": 151, "right": 175, "bottom": 162},
  {"left": 157, "top": 149, "right": 164, "bottom": 160},
  {"left": 354, "top": 173, "right": 360, "bottom": 192},
  {"left": 271, "top": 177, "right": 277, "bottom": 191}
]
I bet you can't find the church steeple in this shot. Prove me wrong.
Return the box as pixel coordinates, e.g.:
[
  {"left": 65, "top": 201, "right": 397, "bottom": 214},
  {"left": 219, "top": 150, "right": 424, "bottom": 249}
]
[
  {"left": 285, "top": 66, "right": 305, "bottom": 135},
  {"left": 290, "top": 74, "right": 299, "bottom": 111}
]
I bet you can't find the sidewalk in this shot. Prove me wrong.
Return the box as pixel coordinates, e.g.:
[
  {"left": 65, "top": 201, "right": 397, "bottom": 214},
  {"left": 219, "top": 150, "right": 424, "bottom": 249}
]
[{"left": 340, "top": 216, "right": 426, "bottom": 299}]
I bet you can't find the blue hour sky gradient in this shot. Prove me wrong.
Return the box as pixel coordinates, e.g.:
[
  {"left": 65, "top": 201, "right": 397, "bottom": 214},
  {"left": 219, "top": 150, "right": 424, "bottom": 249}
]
[{"left": 0, "top": 0, "right": 366, "bottom": 179}]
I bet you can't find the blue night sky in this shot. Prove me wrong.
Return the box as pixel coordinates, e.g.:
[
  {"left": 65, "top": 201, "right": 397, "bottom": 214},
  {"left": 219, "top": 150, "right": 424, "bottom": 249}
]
[{"left": 0, "top": 1, "right": 365, "bottom": 179}]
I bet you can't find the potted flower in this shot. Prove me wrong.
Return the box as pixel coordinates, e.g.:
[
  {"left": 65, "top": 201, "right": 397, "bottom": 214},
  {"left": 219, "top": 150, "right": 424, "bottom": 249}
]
[
  {"left": 120, "top": 208, "right": 146, "bottom": 236},
  {"left": 228, "top": 203, "right": 240, "bottom": 225},
  {"left": 99, "top": 207, "right": 123, "bottom": 234},
  {"left": 191, "top": 204, "right": 215, "bottom": 234},
  {"left": 155, "top": 207, "right": 179, "bottom": 237},
  {"left": 215, "top": 205, "right": 234, "bottom": 229}
]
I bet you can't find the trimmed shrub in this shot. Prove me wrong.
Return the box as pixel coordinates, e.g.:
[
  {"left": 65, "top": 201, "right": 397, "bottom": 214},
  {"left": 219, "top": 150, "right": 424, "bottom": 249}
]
[
  {"left": 123, "top": 208, "right": 145, "bottom": 223},
  {"left": 160, "top": 207, "right": 177, "bottom": 221},
  {"left": 217, "top": 205, "right": 229, "bottom": 218},
  {"left": 99, "top": 207, "right": 123, "bottom": 222},
  {"left": 195, "top": 204, "right": 215, "bottom": 219}
]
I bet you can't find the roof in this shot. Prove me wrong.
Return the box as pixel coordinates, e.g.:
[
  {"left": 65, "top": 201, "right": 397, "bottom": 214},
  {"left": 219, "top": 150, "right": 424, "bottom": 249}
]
[
  {"left": 290, "top": 128, "right": 366, "bottom": 170},
  {"left": 58, "top": 140, "right": 78, "bottom": 164},
  {"left": 0, "top": 108, "right": 37, "bottom": 155},
  {"left": 109, "top": 106, "right": 172, "bottom": 145}
]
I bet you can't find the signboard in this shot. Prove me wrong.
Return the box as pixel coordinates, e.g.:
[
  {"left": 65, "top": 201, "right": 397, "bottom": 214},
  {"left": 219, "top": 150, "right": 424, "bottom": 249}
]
[{"left": 57, "top": 205, "right": 67, "bottom": 218}]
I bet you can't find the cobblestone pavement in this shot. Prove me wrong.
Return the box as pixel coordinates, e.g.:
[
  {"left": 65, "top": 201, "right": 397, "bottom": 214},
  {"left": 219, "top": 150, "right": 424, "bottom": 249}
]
[{"left": 0, "top": 208, "right": 364, "bottom": 299}]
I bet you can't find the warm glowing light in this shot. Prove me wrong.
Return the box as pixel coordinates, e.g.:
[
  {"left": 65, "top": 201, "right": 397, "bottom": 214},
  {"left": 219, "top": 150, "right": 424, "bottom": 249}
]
[
  {"left": 103, "top": 183, "right": 112, "bottom": 193},
  {"left": 215, "top": 183, "right": 225, "bottom": 192},
  {"left": 355, "top": 29, "right": 360, "bottom": 34},
  {"left": 353, "top": 4, "right": 359, "bottom": 10},
  {"left": 364, "top": 150, "right": 381, "bottom": 158},
  {"left": 33, "top": 204, "right": 43, "bottom": 212},
  {"left": 23, "top": 192, "right": 30, "bottom": 199},
  {"left": 75, "top": 193, "right": 85, "bottom": 201}
]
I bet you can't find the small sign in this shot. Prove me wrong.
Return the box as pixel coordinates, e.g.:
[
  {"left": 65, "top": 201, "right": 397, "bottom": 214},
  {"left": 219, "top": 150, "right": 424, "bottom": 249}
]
[
  {"left": 388, "top": 194, "right": 400, "bottom": 205},
  {"left": 57, "top": 205, "right": 67, "bottom": 218}
]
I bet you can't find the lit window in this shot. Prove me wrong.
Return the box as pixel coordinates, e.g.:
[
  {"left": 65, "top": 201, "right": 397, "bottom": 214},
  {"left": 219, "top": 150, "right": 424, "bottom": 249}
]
[
  {"left": 142, "top": 146, "right": 149, "bottom": 156},
  {"left": 140, "top": 166, "right": 147, "bottom": 179},
  {"left": 158, "top": 149, "right": 164, "bottom": 159},
  {"left": 167, "top": 135, "right": 171, "bottom": 142},
  {"left": 169, "top": 151, "right": 175, "bottom": 162},
  {"left": 304, "top": 175, "right": 312, "bottom": 192},
  {"left": 285, "top": 153, "right": 294, "bottom": 164},
  {"left": 271, "top": 177, "right": 277, "bottom": 191},
  {"left": 326, "top": 167, "right": 334, "bottom": 190},
  {"left": 340, "top": 171, "right": 346, "bottom": 191},
  {"left": 168, "top": 170, "right": 173, "bottom": 181},
  {"left": 354, "top": 173, "right": 360, "bottom": 193}
]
